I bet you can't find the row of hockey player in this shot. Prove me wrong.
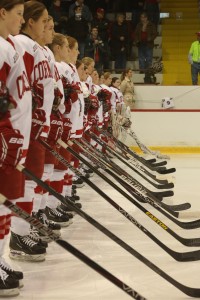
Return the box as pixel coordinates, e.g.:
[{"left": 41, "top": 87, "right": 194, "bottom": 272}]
[{"left": 0, "top": 0, "right": 132, "bottom": 297}]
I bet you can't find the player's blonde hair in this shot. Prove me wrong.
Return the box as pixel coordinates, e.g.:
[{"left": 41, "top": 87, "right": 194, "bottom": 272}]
[
  {"left": 49, "top": 33, "right": 67, "bottom": 53},
  {"left": 81, "top": 57, "right": 94, "bottom": 67}
]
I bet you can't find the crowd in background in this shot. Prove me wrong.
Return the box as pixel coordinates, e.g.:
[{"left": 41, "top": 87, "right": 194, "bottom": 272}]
[{"left": 36, "top": 0, "right": 160, "bottom": 73}]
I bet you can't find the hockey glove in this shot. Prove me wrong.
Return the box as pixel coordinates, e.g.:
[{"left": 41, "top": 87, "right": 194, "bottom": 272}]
[
  {"left": 47, "top": 111, "right": 63, "bottom": 146},
  {"left": 0, "top": 82, "right": 10, "bottom": 119},
  {"left": 0, "top": 127, "right": 24, "bottom": 172},
  {"left": 30, "top": 109, "right": 46, "bottom": 141},
  {"left": 31, "top": 82, "right": 44, "bottom": 111},
  {"left": 62, "top": 117, "right": 72, "bottom": 142}
]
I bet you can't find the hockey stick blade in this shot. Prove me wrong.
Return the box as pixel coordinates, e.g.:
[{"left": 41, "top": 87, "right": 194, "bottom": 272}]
[
  {"left": 70, "top": 139, "right": 200, "bottom": 230},
  {"left": 167, "top": 203, "right": 191, "bottom": 212},
  {"left": 2, "top": 195, "right": 200, "bottom": 297},
  {"left": 152, "top": 190, "right": 174, "bottom": 200},
  {"left": 149, "top": 160, "right": 168, "bottom": 167},
  {"left": 157, "top": 168, "right": 176, "bottom": 174},
  {"left": 0, "top": 195, "right": 146, "bottom": 300},
  {"left": 63, "top": 140, "right": 200, "bottom": 237},
  {"left": 87, "top": 132, "right": 174, "bottom": 188},
  {"left": 15, "top": 164, "right": 200, "bottom": 297},
  {"left": 39, "top": 139, "right": 200, "bottom": 262}
]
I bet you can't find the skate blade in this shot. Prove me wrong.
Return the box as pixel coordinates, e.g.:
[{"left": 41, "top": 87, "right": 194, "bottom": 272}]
[
  {"left": 0, "top": 287, "right": 20, "bottom": 297},
  {"left": 9, "top": 251, "right": 46, "bottom": 262}
]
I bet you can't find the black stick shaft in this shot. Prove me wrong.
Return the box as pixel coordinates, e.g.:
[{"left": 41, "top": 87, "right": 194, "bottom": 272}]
[
  {"left": 38, "top": 139, "right": 200, "bottom": 262},
  {"left": 65, "top": 139, "right": 200, "bottom": 233},
  {"left": 84, "top": 134, "right": 173, "bottom": 189},
  {"left": 88, "top": 131, "right": 169, "bottom": 184},
  {"left": 101, "top": 129, "right": 174, "bottom": 173},
  {"left": 80, "top": 138, "right": 174, "bottom": 200},
  {"left": 15, "top": 164, "right": 200, "bottom": 298},
  {"left": 0, "top": 196, "right": 146, "bottom": 300},
  {"left": 81, "top": 136, "right": 169, "bottom": 187},
  {"left": 85, "top": 133, "right": 181, "bottom": 218}
]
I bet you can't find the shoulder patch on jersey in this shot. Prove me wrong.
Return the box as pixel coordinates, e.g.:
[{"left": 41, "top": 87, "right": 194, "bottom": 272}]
[
  {"left": 33, "top": 43, "right": 38, "bottom": 52},
  {"left": 13, "top": 52, "right": 19, "bottom": 63}
]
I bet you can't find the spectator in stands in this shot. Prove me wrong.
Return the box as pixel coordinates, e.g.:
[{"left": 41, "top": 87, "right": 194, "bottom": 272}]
[
  {"left": 65, "top": 5, "right": 89, "bottom": 59},
  {"left": 131, "top": 0, "right": 145, "bottom": 29},
  {"left": 188, "top": 32, "right": 200, "bottom": 85},
  {"left": 49, "top": 0, "right": 68, "bottom": 33},
  {"left": 69, "top": 0, "right": 93, "bottom": 22},
  {"left": 110, "top": 13, "right": 130, "bottom": 72},
  {"left": 43, "top": 0, "right": 52, "bottom": 10},
  {"left": 84, "top": 26, "right": 109, "bottom": 72},
  {"left": 145, "top": 0, "right": 160, "bottom": 28},
  {"left": 91, "top": 8, "right": 109, "bottom": 42},
  {"left": 60, "top": 0, "right": 73, "bottom": 16},
  {"left": 134, "top": 11, "right": 157, "bottom": 73},
  {"left": 91, "top": 8, "right": 110, "bottom": 69},
  {"left": 120, "top": 68, "right": 135, "bottom": 109},
  {"left": 85, "top": 0, "right": 108, "bottom": 14}
]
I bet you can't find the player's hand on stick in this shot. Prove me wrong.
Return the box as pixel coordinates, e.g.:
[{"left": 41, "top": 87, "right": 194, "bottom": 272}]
[
  {"left": 30, "top": 109, "right": 46, "bottom": 141},
  {"left": 47, "top": 111, "right": 63, "bottom": 146},
  {"left": 0, "top": 127, "right": 24, "bottom": 172}
]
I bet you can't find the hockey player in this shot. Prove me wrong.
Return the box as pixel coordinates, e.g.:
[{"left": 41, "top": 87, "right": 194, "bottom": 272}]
[
  {"left": 0, "top": 0, "right": 32, "bottom": 296},
  {"left": 9, "top": 1, "right": 54, "bottom": 262},
  {"left": 29, "top": 17, "right": 71, "bottom": 240},
  {"left": 48, "top": 33, "right": 82, "bottom": 217},
  {"left": 81, "top": 57, "right": 95, "bottom": 92},
  {"left": 64, "top": 36, "right": 85, "bottom": 190}
]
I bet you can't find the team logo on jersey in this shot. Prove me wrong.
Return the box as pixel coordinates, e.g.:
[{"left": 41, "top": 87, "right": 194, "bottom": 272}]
[
  {"left": 16, "top": 71, "right": 30, "bottom": 99},
  {"left": 47, "top": 55, "right": 51, "bottom": 63},
  {"left": 33, "top": 43, "right": 38, "bottom": 52},
  {"left": 13, "top": 52, "right": 19, "bottom": 63}
]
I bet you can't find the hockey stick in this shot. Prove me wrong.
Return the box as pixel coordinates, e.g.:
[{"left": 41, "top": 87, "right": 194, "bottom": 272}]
[
  {"left": 39, "top": 139, "right": 200, "bottom": 261},
  {"left": 92, "top": 130, "right": 172, "bottom": 182},
  {"left": 80, "top": 136, "right": 190, "bottom": 214},
  {"left": 94, "top": 128, "right": 173, "bottom": 174},
  {"left": 0, "top": 194, "right": 146, "bottom": 300},
  {"left": 85, "top": 133, "right": 173, "bottom": 189},
  {"left": 122, "top": 126, "right": 170, "bottom": 160},
  {"left": 58, "top": 139, "right": 200, "bottom": 233},
  {"left": 79, "top": 138, "right": 189, "bottom": 213},
  {"left": 82, "top": 134, "right": 170, "bottom": 185},
  {"left": 101, "top": 128, "right": 175, "bottom": 174},
  {"left": 13, "top": 166, "right": 200, "bottom": 297},
  {"left": 80, "top": 137, "right": 175, "bottom": 202}
]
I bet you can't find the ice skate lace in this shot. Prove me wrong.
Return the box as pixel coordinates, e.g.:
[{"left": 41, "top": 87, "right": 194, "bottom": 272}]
[
  {"left": 38, "top": 211, "right": 48, "bottom": 224},
  {"left": 0, "top": 258, "right": 13, "bottom": 272},
  {"left": 78, "top": 168, "right": 86, "bottom": 175},
  {"left": 21, "top": 236, "right": 37, "bottom": 247},
  {"left": 29, "top": 229, "right": 40, "bottom": 241},
  {"left": 0, "top": 267, "right": 9, "bottom": 281},
  {"left": 51, "top": 209, "right": 62, "bottom": 217},
  {"left": 57, "top": 207, "right": 65, "bottom": 214}
]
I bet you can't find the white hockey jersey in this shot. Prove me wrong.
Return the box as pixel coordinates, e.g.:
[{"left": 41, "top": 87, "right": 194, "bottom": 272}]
[
  {"left": 110, "top": 86, "right": 124, "bottom": 105},
  {"left": 91, "top": 83, "right": 103, "bottom": 127},
  {"left": 58, "top": 62, "right": 84, "bottom": 138},
  {"left": 100, "top": 84, "right": 116, "bottom": 113},
  {"left": 13, "top": 34, "right": 54, "bottom": 137},
  {"left": 43, "top": 46, "right": 65, "bottom": 114},
  {"left": 0, "top": 36, "right": 32, "bottom": 162}
]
